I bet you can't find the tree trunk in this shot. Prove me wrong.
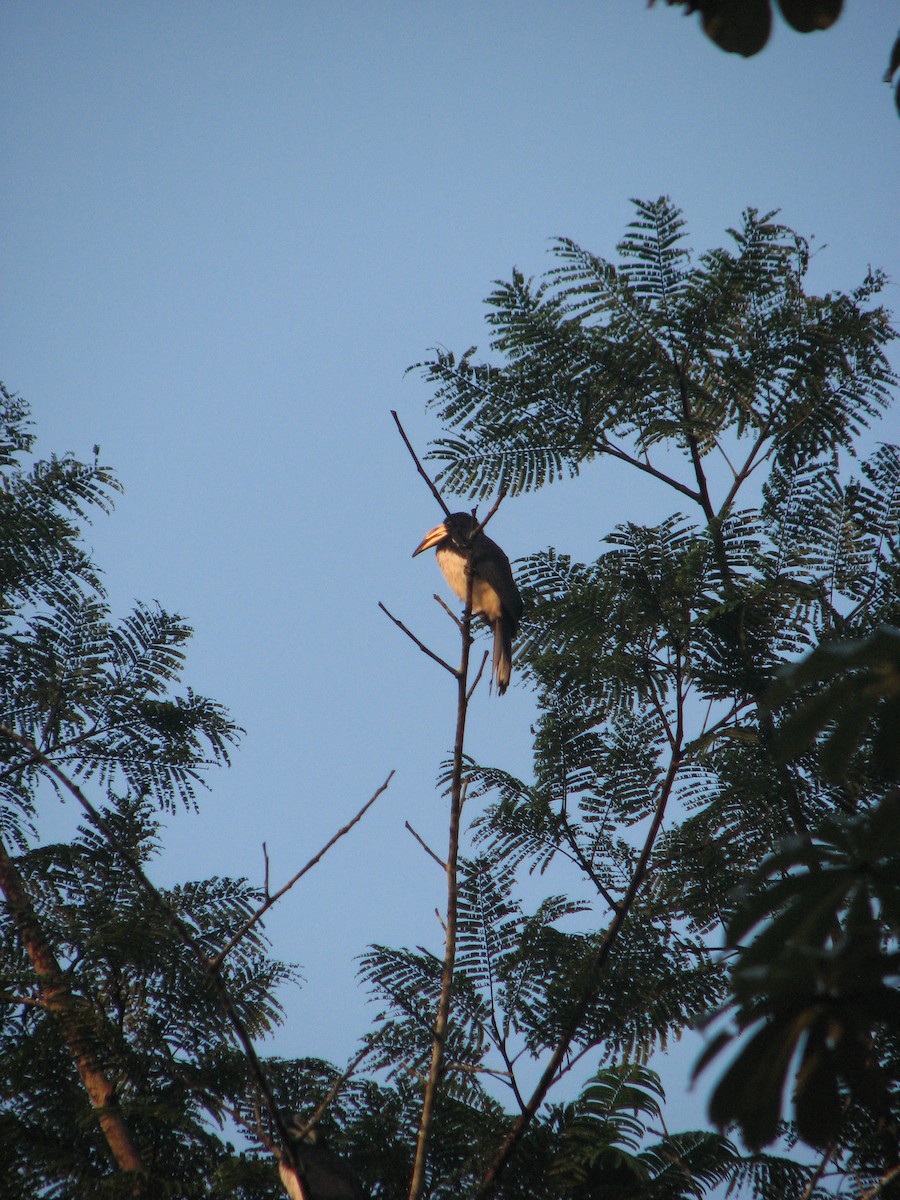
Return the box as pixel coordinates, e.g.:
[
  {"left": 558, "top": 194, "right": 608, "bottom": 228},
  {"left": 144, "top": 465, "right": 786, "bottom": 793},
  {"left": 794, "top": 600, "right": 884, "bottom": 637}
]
[{"left": 0, "top": 837, "right": 145, "bottom": 1174}]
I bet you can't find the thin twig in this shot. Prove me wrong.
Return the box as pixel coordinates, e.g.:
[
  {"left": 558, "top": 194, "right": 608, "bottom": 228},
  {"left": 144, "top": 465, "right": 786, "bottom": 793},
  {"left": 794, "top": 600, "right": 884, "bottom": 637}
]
[
  {"left": 800, "top": 1140, "right": 838, "bottom": 1200},
  {"left": 405, "top": 821, "right": 446, "bottom": 870},
  {"left": 0, "top": 991, "right": 48, "bottom": 1010},
  {"left": 444, "top": 1062, "right": 514, "bottom": 1080},
  {"left": 434, "top": 594, "right": 463, "bottom": 630},
  {"left": 558, "top": 815, "right": 622, "bottom": 916},
  {"left": 594, "top": 436, "right": 701, "bottom": 504},
  {"left": 379, "top": 601, "right": 458, "bottom": 677},
  {"left": 217, "top": 1098, "right": 276, "bottom": 1153},
  {"left": 211, "top": 772, "right": 394, "bottom": 971},
  {"left": 859, "top": 1162, "right": 900, "bottom": 1200},
  {"left": 288, "top": 1035, "right": 384, "bottom": 1144},
  {"left": 391, "top": 410, "right": 451, "bottom": 517},
  {"left": 467, "top": 651, "right": 490, "bottom": 703},
  {"left": 470, "top": 488, "right": 508, "bottom": 540}
]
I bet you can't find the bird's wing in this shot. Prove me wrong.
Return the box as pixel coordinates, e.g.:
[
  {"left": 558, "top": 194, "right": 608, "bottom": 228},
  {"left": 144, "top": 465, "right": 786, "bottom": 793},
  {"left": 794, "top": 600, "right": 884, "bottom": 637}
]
[{"left": 472, "top": 534, "right": 523, "bottom": 629}]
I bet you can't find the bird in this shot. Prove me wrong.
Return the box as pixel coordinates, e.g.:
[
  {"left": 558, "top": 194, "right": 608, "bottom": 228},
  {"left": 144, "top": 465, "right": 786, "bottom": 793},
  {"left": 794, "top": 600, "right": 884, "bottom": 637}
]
[
  {"left": 278, "top": 1122, "right": 368, "bottom": 1200},
  {"left": 412, "top": 511, "right": 523, "bottom": 695}
]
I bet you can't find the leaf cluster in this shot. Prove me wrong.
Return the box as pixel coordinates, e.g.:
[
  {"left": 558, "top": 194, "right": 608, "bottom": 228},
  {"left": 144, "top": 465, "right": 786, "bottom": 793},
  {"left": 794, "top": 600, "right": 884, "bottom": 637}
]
[
  {"left": 372, "top": 200, "right": 900, "bottom": 1194},
  {"left": 0, "top": 797, "right": 299, "bottom": 1198},
  {"left": 654, "top": 0, "right": 842, "bottom": 59}
]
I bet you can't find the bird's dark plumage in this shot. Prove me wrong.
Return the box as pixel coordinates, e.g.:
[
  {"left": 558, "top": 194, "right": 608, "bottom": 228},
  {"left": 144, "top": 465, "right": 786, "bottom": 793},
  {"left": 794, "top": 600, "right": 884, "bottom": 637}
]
[
  {"left": 279, "top": 1124, "right": 368, "bottom": 1200},
  {"left": 413, "top": 512, "right": 523, "bottom": 695}
]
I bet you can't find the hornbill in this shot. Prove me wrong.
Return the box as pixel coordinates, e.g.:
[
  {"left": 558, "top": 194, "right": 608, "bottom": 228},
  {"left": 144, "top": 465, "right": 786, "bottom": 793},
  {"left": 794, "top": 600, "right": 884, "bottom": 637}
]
[
  {"left": 413, "top": 512, "right": 523, "bottom": 695},
  {"left": 278, "top": 1122, "right": 368, "bottom": 1200}
]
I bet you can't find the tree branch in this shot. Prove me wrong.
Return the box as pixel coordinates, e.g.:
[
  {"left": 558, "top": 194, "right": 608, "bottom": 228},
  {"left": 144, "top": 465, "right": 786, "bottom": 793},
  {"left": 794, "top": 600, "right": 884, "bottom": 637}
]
[
  {"left": 210, "top": 772, "right": 393, "bottom": 971},
  {"left": 595, "top": 436, "right": 702, "bottom": 504},
  {"left": 476, "top": 661, "right": 687, "bottom": 1195},
  {"left": 859, "top": 1161, "right": 900, "bottom": 1200},
  {"left": 287, "top": 1034, "right": 384, "bottom": 1144},
  {"left": 391, "top": 409, "right": 452, "bottom": 517},
  {"left": 466, "top": 650, "right": 490, "bottom": 703},
  {"left": 379, "top": 601, "right": 459, "bottom": 677},
  {"left": 407, "top": 539, "right": 476, "bottom": 1200},
  {"left": 405, "top": 821, "right": 446, "bottom": 871},
  {"left": 470, "top": 487, "right": 508, "bottom": 539},
  {"left": 0, "top": 833, "right": 146, "bottom": 1176}
]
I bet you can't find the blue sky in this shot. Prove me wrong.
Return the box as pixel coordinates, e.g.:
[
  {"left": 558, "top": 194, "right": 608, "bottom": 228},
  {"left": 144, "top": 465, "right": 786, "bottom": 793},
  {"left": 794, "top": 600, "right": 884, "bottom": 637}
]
[{"left": 3, "top": 1, "right": 899, "bottom": 1140}]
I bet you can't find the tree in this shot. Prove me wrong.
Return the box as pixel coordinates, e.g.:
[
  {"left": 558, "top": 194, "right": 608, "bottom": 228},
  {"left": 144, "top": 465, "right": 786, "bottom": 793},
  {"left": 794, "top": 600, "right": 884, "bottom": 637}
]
[
  {"left": 0, "top": 384, "right": 376, "bottom": 1198},
  {"left": 3, "top": 194, "right": 898, "bottom": 1199},
  {"left": 356, "top": 197, "right": 898, "bottom": 1196}
]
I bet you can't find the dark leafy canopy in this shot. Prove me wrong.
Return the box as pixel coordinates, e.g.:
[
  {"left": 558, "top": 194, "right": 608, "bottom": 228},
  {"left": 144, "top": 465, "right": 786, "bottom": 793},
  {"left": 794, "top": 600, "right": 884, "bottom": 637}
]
[
  {"left": 696, "top": 630, "right": 900, "bottom": 1159},
  {"left": 3, "top": 185, "right": 899, "bottom": 1200},
  {"left": 888, "top": 30, "right": 900, "bottom": 117},
  {"left": 0, "top": 388, "right": 307, "bottom": 1198},
  {"left": 0, "top": 799, "right": 298, "bottom": 1199},
  {"left": 361, "top": 199, "right": 900, "bottom": 1195},
  {"left": 652, "top": 0, "right": 843, "bottom": 57},
  {"left": 651, "top": 3, "right": 900, "bottom": 120}
]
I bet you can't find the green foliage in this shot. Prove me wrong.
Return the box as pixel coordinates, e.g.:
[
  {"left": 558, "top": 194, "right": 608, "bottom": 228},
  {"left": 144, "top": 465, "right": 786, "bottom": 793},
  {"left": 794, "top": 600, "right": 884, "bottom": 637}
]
[
  {"left": 772, "top": 624, "right": 900, "bottom": 783},
  {"left": 0, "top": 387, "right": 240, "bottom": 847},
  {"left": 0, "top": 382, "right": 117, "bottom": 625},
  {"left": 4, "top": 189, "right": 899, "bottom": 1198},
  {"left": 417, "top": 201, "right": 893, "bottom": 501},
  {"left": 368, "top": 199, "right": 899, "bottom": 1194},
  {"left": 697, "top": 791, "right": 900, "bottom": 1150},
  {"left": 652, "top": 1, "right": 843, "bottom": 60},
  {"left": 549, "top": 1063, "right": 743, "bottom": 1199},
  {"left": 693, "top": 627, "right": 900, "bottom": 1172},
  {"left": 0, "top": 389, "right": 302, "bottom": 1198},
  {"left": 0, "top": 799, "right": 298, "bottom": 1197}
]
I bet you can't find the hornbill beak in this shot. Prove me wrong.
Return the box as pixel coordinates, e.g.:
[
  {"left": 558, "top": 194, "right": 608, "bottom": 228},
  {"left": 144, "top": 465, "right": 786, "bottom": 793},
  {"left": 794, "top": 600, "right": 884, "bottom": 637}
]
[{"left": 412, "top": 521, "right": 449, "bottom": 557}]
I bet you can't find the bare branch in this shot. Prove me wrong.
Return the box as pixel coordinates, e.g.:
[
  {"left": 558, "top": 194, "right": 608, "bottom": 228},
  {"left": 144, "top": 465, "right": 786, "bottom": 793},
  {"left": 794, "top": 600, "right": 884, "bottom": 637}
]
[
  {"left": 408, "top": 534, "right": 476, "bottom": 1200},
  {"left": 391, "top": 409, "right": 451, "bottom": 517},
  {"left": 262, "top": 842, "right": 271, "bottom": 900},
  {"left": 594, "top": 435, "right": 702, "bottom": 504},
  {"left": 405, "top": 821, "right": 447, "bottom": 870},
  {"left": 287, "top": 1035, "right": 384, "bottom": 1144},
  {"left": 800, "top": 1140, "right": 839, "bottom": 1200},
  {"left": 470, "top": 487, "right": 508, "bottom": 540},
  {"left": 434, "top": 593, "right": 463, "bottom": 630},
  {"left": 211, "top": 771, "right": 394, "bottom": 971},
  {"left": 467, "top": 651, "right": 490, "bottom": 703},
  {"left": 379, "top": 601, "right": 459, "bottom": 677}
]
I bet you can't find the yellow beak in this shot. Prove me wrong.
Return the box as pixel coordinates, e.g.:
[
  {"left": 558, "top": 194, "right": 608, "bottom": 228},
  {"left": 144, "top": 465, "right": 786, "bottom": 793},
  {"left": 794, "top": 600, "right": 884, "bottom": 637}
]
[{"left": 412, "top": 522, "right": 448, "bottom": 557}]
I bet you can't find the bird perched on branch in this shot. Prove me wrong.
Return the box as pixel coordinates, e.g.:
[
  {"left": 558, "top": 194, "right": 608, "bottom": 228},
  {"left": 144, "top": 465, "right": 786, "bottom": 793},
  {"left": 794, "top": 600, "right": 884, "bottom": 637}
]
[
  {"left": 278, "top": 1122, "right": 368, "bottom": 1200},
  {"left": 413, "top": 512, "right": 523, "bottom": 695}
]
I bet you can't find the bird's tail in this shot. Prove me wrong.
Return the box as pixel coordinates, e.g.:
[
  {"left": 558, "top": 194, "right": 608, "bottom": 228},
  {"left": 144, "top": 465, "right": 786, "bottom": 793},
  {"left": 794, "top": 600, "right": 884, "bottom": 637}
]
[{"left": 492, "top": 618, "right": 514, "bottom": 696}]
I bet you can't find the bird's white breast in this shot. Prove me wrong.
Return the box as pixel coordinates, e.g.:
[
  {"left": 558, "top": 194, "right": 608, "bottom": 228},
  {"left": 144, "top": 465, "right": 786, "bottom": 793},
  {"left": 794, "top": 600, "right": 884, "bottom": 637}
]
[{"left": 436, "top": 547, "right": 502, "bottom": 621}]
